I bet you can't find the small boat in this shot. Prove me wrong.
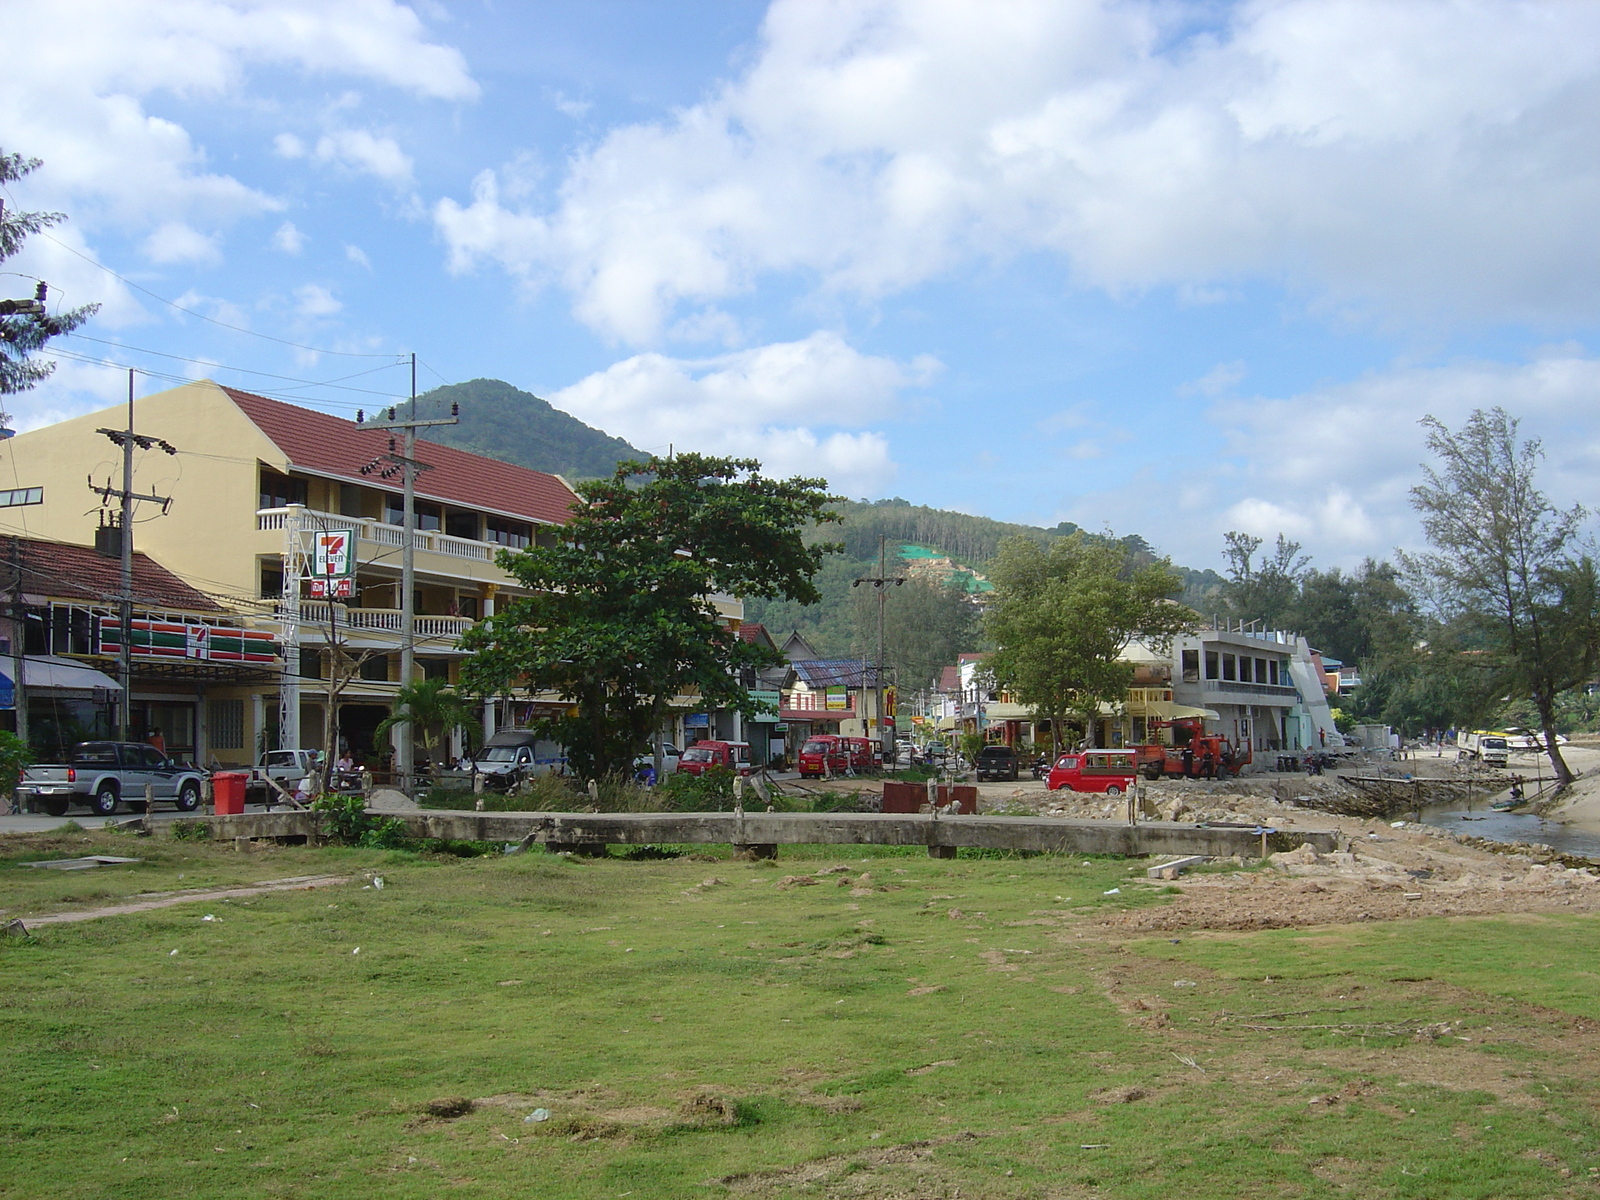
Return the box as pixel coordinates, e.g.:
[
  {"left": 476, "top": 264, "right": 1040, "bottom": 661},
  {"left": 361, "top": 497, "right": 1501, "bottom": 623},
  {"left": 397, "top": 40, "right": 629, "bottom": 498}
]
[{"left": 1490, "top": 797, "right": 1523, "bottom": 812}]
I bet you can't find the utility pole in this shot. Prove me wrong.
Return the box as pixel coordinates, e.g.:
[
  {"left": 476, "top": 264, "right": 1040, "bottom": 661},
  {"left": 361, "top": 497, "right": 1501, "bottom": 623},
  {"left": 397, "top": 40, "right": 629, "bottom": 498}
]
[
  {"left": 90, "top": 370, "right": 175, "bottom": 740},
  {"left": 359, "top": 354, "right": 457, "bottom": 789},
  {"left": 852, "top": 535, "right": 903, "bottom": 760},
  {"left": 9, "top": 538, "right": 25, "bottom": 748}
]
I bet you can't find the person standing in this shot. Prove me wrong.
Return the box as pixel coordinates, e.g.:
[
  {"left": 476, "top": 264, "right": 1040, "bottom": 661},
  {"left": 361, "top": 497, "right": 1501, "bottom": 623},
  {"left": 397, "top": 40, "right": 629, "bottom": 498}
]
[{"left": 1181, "top": 744, "right": 1194, "bottom": 778}]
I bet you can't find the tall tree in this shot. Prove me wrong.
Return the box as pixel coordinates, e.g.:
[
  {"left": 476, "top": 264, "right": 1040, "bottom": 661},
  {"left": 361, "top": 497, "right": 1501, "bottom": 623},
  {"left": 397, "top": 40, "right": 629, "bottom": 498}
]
[
  {"left": 0, "top": 151, "right": 97, "bottom": 395},
  {"left": 1220, "top": 531, "right": 1309, "bottom": 628},
  {"left": 984, "top": 533, "right": 1196, "bottom": 753},
  {"left": 1404, "top": 408, "right": 1598, "bottom": 785},
  {"left": 461, "top": 453, "right": 839, "bottom": 780}
]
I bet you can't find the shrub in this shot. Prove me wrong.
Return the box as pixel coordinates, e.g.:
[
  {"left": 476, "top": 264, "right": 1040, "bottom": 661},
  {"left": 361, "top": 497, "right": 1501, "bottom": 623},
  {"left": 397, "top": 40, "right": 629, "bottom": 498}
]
[
  {"left": 311, "top": 793, "right": 410, "bottom": 848},
  {"left": 171, "top": 820, "right": 212, "bottom": 841},
  {"left": 658, "top": 765, "right": 739, "bottom": 811}
]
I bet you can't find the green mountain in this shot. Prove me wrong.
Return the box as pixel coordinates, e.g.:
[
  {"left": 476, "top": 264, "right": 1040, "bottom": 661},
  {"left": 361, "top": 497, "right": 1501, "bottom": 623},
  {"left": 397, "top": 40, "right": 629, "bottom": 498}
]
[
  {"left": 381, "top": 384, "right": 1230, "bottom": 680},
  {"left": 394, "top": 378, "right": 643, "bottom": 481},
  {"left": 741, "top": 498, "right": 1228, "bottom": 687}
]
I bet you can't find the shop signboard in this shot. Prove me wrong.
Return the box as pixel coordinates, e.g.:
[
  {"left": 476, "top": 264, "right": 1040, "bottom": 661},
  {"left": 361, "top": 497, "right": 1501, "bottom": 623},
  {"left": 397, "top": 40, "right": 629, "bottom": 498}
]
[
  {"left": 310, "top": 528, "right": 355, "bottom": 599},
  {"left": 825, "top": 686, "right": 848, "bottom": 710},
  {"left": 99, "top": 618, "right": 279, "bottom": 662}
]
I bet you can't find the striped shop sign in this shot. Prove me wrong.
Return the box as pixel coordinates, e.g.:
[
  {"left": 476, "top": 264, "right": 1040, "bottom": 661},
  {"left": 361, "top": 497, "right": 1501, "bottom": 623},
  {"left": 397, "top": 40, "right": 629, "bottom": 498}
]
[{"left": 98, "top": 618, "right": 279, "bottom": 662}]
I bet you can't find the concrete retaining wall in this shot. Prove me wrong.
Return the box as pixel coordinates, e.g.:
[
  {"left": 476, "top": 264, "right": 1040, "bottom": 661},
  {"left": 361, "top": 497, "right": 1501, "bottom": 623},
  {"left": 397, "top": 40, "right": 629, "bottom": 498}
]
[{"left": 210, "top": 809, "right": 1337, "bottom": 858}]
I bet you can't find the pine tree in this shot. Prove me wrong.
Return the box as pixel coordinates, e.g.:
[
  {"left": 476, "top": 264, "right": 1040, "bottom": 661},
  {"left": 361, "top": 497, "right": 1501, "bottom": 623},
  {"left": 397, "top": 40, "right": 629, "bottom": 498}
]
[{"left": 1, "top": 151, "right": 97, "bottom": 396}]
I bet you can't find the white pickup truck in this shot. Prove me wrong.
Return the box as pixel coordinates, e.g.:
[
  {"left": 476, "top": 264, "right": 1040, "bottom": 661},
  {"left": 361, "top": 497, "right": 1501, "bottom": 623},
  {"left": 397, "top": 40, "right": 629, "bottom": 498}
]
[
  {"left": 17, "top": 741, "right": 206, "bottom": 817},
  {"left": 248, "top": 749, "right": 325, "bottom": 796}
]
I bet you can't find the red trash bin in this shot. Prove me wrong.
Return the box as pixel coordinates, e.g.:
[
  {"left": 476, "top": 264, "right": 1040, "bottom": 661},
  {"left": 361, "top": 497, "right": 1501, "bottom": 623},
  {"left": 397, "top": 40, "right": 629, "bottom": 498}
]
[{"left": 212, "top": 771, "right": 247, "bottom": 815}]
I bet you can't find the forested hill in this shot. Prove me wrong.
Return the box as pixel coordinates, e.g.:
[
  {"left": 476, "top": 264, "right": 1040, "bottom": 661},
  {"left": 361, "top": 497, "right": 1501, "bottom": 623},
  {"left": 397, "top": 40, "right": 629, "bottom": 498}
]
[
  {"left": 399, "top": 378, "right": 643, "bottom": 481},
  {"left": 741, "top": 498, "right": 1227, "bottom": 688}
]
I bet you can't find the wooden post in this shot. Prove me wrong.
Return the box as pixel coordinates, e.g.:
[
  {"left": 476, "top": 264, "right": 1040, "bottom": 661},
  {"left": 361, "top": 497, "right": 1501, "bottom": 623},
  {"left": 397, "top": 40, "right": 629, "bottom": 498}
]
[{"left": 144, "top": 782, "right": 156, "bottom": 835}]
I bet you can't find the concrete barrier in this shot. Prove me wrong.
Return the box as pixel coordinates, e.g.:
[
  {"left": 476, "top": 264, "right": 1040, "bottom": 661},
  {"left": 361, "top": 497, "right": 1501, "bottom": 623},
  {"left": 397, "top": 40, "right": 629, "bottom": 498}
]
[{"left": 210, "top": 809, "right": 1337, "bottom": 858}]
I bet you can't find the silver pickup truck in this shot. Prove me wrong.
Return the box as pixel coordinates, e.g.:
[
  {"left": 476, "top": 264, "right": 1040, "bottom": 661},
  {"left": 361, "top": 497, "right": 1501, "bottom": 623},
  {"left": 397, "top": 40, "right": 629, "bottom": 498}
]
[{"left": 16, "top": 741, "right": 206, "bottom": 817}]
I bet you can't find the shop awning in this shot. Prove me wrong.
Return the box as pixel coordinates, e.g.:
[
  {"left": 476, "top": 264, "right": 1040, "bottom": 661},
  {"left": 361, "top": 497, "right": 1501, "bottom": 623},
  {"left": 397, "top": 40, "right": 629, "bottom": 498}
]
[
  {"left": 1, "top": 656, "right": 124, "bottom": 703},
  {"left": 1136, "top": 699, "right": 1220, "bottom": 721}
]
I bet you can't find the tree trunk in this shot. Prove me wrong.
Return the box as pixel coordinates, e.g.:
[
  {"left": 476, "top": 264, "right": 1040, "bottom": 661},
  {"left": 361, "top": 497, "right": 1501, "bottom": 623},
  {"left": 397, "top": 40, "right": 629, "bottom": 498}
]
[{"left": 1534, "top": 687, "right": 1574, "bottom": 787}]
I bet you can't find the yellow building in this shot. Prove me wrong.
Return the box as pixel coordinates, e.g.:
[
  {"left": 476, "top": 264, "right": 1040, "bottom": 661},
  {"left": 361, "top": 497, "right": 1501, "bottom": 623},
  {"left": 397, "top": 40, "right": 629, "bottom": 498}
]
[{"left": 0, "top": 379, "right": 588, "bottom": 768}]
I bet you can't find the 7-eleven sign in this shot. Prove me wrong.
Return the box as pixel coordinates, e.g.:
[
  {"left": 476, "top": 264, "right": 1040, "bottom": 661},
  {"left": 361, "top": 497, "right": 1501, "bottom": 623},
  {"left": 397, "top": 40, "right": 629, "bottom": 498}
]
[{"left": 311, "top": 529, "right": 355, "bottom": 599}]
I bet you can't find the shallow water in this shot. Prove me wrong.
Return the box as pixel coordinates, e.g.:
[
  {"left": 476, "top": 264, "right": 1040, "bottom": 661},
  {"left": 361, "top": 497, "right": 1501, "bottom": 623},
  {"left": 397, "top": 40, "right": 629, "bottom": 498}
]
[{"left": 1417, "top": 799, "right": 1600, "bottom": 860}]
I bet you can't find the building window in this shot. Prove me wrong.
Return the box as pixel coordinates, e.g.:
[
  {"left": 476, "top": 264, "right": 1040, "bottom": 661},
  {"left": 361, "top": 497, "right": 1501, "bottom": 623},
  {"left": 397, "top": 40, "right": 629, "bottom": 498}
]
[
  {"left": 340, "top": 484, "right": 366, "bottom": 518},
  {"left": 360, "top": 654, "right": 390, "bottom": 682},
  {"left": 1269, "top": 659, "right": 1280, "bottom": 686},
  {"left": 1204, "top": 651, "right": 1219, "bottom": 679},
  {"left": 1256, "top": 658, "right": 1268, "bottom": 685},
  {"left": 444, "top": 509, "right": 478, "bottom": 540},
  {"left": 260, "top": 561, "right": 284, "bottom": 599},
  {"left": 1239, "top": 657, "right": 1253, "bottom": 683},
  {"left": 384, "top": 492, "right": 403, "bottom": 526},
  {"left": 415, "top": 502, "right": 441, "bottom": 532},
  {"left": 259, "top": 470, "right": 307, "bottom": 511},
  {"left": 486, "top": 516, "right": 531, "bottom": 549},
  {"left": 1222, "top": 653, "right": 1236, "bottom": 681},
  {"left": 420, "top": 658, "right": 450, "bottom": 681},
  {"left": 1180, "top": 649, "right": 1199, "bottom": 683},
  {"left": 299, "top": 648, "right": 323, "bottom": 679},
  {"left": 209, "top": 698, "right": 245, "bottom": 750}
]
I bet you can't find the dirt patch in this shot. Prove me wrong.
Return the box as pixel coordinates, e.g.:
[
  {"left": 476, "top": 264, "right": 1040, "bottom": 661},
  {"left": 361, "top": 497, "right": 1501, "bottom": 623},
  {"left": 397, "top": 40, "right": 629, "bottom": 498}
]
[
  {"left": 17, "top": 873, "right": 352, "bottom": 926},
  {"left": 715, "top": 1131, "right": 980, "bottom": 1194}
]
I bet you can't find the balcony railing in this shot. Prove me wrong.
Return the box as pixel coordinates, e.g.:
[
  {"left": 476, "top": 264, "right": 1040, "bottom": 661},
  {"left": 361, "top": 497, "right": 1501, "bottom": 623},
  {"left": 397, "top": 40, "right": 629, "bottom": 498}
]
[
  {"left": 287, "top": 602, "right": 474, "bottom": 639},
  {"left": 1200, "top": 680, "right": 1300, "bottom": 700},
  {"left": 257, "top": 507, "right": 496, "bottom": 563}
]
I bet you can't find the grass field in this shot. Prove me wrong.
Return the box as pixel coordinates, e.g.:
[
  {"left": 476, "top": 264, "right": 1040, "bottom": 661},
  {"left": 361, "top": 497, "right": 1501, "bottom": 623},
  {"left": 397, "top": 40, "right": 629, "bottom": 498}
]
[{"left": 4, "top": 827, "right": 1600, "bottom": 1198}]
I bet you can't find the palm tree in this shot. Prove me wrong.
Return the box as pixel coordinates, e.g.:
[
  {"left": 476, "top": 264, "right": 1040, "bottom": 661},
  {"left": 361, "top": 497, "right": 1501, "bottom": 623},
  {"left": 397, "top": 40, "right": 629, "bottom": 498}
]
[{"left": 373, "top": 679, "right": 484, "bottom": 775}]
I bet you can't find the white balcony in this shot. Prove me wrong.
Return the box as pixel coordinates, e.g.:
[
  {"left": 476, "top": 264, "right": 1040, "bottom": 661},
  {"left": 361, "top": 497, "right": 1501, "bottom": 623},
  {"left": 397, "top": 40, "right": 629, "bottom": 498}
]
[
  {"left": 288, "top": 601, "right": 474, "bottom": 640},
  {"left": 257, "top": 507, "right": 498, "bottom": 563}
]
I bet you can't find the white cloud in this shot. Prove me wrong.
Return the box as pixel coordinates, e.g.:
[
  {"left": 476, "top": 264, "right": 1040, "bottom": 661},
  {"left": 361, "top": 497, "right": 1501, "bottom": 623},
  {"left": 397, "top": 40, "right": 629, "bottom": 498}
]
[
  {"left": 142, "top": 221, "right": 222, "bottom": 266},
  {"left": 2, "top": 0, "right": 474, "bottom": 248},
  {"left": 294, "top": 283, "right": 342, "bottom": 317},
  {"left": 344, "top": 243, "right": 371, "bottom": 269},
  {"left": 1065, "top": 349, "right": 1600, "bottom": 569},
  {"left": 436, "top": 0, "right": 1600, "bottom": 343},
  {"left": 548, "top": 330, "right": 937, "bottom": 494},
  {"left": 273, "top": 132, "right": 306, "bottom": 159},
  {"left": 272, "top": 221, "right": 307, "bottom": 255},
  {"left": 1181, "top": 361, "right": 1247, "bottom": 398},
  {"left": 314, "top": 129, "right": 414, "bottom": 185}
]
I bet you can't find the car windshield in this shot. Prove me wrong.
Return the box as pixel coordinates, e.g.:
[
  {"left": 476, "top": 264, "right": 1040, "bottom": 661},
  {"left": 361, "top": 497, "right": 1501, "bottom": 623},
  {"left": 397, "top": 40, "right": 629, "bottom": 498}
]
[
  {"left": 478, "top": 747, "right": 521, "bottom": 762},
  {"left": 682, "top": 748, "right": 713, "bottom": 763},
  {"left": 1483, "top": 738, "right": 1507, "bottom": 748},
  {"left": 801, "top": 741, "right": 832, "bottom": 754}
]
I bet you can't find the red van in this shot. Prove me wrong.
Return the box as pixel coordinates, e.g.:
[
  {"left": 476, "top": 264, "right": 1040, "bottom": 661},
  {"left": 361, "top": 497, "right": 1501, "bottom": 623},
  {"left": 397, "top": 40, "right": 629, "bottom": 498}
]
[
  {"left": 1046, "top": 749, "right": 1139, "bottom": 794},
  {"left": 797, "top": 734, "right": 850, "bottom": 777},
  {"left": 678, "top": 740, "right": 755, "bottom": 777}
]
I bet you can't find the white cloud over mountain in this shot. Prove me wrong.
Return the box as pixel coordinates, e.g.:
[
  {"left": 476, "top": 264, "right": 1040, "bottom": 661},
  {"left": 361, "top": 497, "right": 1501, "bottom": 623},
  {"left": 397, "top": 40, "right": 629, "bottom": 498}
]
[{"left": 548, "top": 331, "right": 938, "bottom": 495}]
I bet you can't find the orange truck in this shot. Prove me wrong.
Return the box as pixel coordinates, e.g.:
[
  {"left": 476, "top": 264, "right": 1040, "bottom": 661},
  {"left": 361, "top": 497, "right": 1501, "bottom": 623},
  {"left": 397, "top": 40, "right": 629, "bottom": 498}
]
[{"left": 1134, "top": 717, "right": 1250, "bottom": 780}]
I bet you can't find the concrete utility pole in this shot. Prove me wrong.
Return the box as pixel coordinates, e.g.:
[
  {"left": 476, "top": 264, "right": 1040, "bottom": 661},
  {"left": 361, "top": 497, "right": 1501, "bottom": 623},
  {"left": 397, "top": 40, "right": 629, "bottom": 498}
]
[
  {"left": 90, "top": 370, "right": 175, "bottom": 740},
  {"left": 360, "top": 354, "right": 457, "bottom": 788},
  {"left": 9, "top": 538, "right": 25, "bottom": 747},
  {"left": 852, "top": 535, "right": 903, "bottom": 758}
]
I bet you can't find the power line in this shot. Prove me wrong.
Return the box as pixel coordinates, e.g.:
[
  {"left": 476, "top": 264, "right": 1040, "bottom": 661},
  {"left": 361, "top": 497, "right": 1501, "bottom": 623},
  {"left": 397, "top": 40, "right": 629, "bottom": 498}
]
[
  {"left": 34, "top": 227, "right": 398, "bottom": 358},
  {"left": 64, "top": 332, "right": 409, "bottom": 398}
]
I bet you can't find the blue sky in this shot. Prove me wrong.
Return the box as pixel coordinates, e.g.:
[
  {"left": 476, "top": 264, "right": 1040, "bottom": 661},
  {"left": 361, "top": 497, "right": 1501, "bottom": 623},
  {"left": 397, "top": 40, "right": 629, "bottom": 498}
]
[{"left": 6, "top": 0, "right": 1600, "bottom": 572}]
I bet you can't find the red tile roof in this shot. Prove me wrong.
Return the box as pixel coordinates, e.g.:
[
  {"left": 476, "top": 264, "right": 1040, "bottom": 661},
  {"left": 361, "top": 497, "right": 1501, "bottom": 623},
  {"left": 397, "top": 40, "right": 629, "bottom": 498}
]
[
  {"left": 2, "top": 537, "right": 223, "bottom": 611},
  {"left": 223, "top": 388, "right": 580, "bottom": 526},
  {"left": 737, "top": 623, "right": 774, "bottom": 648},
  {"left": 938, "top": 665, "right": 961, "bottom": 693}
]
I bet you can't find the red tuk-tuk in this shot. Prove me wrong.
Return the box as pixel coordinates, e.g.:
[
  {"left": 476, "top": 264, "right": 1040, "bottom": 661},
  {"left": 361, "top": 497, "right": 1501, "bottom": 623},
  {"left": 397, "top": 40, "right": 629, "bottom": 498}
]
[
  {"left": 797, "top": 734, "right": 850, "bottom": 778},
  {"left": 844, "top": 737, "right": 879, "bottom": 772},
  {"left": 678, "top": 740, "right": 755, "bottom": 777}
]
